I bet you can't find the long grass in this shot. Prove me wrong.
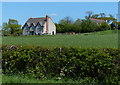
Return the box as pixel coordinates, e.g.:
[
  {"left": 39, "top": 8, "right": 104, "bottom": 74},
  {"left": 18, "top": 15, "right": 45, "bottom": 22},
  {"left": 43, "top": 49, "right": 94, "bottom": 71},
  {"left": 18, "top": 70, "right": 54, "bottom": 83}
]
[
  {"left": 2, "top": 74, "right": 99, "bottom": 84},
  {"left": 2, "top": 74, "right": 120, "bottom": 84},
  {"left": 2, "top": 30, "right": 118, "bottom": 48}
]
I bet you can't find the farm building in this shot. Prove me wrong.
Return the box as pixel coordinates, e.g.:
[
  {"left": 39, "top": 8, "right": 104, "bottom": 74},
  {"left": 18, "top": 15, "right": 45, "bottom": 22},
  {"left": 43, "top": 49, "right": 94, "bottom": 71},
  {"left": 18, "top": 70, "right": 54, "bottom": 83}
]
[
  {"left": 89, "top": 18, "right": 106, "bottom": 24},
  {"left": 22, "top": 15, "right": 56, "bottom": 35}
]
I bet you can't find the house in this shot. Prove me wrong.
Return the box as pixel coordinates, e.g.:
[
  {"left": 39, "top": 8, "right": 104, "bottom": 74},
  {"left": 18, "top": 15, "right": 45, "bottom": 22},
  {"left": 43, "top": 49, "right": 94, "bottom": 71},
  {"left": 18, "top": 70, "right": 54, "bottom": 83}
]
[
  {"left": 89, "top": 18, "right": 106, "bottom": 24},
  {"left": 22, "top": 15, "right": 56, "bottom": 35}
]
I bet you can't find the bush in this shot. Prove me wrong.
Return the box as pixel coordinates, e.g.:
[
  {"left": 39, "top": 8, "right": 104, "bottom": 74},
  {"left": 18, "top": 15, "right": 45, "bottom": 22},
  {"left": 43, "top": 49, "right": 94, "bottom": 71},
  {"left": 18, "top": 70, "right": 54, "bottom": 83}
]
[
  {"left": 98, "top": 22, "right": 111, "bottom": 31},
  {"left": 2, "top": 45, "right": 120, "bottom": 83}
]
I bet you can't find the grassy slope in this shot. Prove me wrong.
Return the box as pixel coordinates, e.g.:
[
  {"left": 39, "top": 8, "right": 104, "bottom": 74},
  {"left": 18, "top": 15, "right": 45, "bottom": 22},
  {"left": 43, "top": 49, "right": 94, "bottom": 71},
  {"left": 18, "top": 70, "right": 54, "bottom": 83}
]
[{"left": 2, "top": 30, "right": 118, "bottom": 48}]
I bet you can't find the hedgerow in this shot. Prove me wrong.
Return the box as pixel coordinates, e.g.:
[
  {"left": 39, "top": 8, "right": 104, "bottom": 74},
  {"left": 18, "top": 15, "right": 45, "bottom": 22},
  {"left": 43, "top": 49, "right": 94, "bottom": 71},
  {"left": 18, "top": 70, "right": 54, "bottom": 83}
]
[{"left": 2, "top": 45, "right": 120, "bottom": 83}]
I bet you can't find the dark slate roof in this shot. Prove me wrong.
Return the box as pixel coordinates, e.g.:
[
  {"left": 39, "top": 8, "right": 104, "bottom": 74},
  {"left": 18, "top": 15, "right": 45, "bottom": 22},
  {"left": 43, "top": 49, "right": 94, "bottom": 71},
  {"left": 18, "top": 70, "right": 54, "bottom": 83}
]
[
  {"left": 89, "top": 18, "right": 105, "bottom": 24},
  {"left": 26, "top": 17, "right": 46, "bottom": 26}
]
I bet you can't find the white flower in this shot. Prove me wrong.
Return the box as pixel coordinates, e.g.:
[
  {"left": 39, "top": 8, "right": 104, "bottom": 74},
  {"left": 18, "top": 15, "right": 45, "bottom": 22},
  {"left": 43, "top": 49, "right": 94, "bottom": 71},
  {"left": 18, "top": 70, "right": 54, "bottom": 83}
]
[{"left": 5, "top": 62, "right": 7, "bottom": 64}]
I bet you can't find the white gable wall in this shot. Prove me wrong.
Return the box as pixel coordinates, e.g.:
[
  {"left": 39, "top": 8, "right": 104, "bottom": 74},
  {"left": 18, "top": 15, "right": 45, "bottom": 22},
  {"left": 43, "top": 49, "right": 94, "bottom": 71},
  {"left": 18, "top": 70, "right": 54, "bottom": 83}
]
[
  {"left": 47, "top": 18, "right": 56, "bottom": 35},
  {"left": 43, "top": 22, "right": 47, "bottom": 34}
]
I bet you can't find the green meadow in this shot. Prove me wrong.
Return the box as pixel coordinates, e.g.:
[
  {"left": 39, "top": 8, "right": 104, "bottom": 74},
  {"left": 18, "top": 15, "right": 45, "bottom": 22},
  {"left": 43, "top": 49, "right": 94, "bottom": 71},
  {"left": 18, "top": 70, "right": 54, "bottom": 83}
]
[{"left": 2, "top": 30, "right": 118, "bottom": 48}]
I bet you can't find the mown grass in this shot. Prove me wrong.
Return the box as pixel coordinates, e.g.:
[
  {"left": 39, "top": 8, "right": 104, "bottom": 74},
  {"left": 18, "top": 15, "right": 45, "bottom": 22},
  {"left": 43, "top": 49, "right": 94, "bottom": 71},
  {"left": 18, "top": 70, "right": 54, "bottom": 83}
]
[{"left": 2, "top": 30, "right": 118, "bottom": 48}]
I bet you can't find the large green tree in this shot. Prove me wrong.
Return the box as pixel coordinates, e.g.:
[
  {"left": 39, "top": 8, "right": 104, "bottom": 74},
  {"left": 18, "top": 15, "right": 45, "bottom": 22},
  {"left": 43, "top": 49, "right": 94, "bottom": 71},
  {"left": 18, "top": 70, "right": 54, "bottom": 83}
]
[
  {"left": 73, "top": 19, "right": 82, "bottom": 33},
  {"left": 80, "top": 19, "right": 97, "bottom": 33},
  {"left": 57, "top": 17, "right": 75, "bottom": 33},
  {"left": 2, "top": 19, "right": 22, "bottom": 36},
  {"left": 98, "top": 22, "right": 111, "bottom": 31}
]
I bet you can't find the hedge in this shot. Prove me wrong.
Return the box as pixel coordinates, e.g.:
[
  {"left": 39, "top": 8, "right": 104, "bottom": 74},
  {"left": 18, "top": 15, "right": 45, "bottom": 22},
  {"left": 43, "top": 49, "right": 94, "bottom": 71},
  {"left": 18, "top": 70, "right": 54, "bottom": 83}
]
[{"left": 2, "top": 45, "right": 120, "bottom": 83}]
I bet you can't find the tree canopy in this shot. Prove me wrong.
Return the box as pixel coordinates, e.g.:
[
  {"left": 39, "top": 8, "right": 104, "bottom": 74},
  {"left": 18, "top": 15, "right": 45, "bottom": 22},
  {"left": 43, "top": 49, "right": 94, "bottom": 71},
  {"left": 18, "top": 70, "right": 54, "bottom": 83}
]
[
  {"left": 2, "top": 19, "right": 22, "bottom": 36},
  {"left": 56, "top": 12, "right": 118, "bottom": 33}
]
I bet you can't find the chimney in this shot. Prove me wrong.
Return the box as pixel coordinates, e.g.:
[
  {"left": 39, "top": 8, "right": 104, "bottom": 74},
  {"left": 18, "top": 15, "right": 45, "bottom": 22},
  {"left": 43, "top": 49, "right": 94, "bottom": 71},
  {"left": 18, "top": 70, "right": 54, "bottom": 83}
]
[{"left": 46, "top": 15, "right": 49, "bottom": 33}]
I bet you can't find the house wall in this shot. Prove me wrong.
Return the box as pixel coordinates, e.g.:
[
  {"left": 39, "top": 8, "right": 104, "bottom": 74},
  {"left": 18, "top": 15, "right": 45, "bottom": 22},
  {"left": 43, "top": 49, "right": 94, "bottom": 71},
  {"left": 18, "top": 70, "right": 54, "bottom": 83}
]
[
  {"left": 47, "top": 18, "right": 56, "bottom": 35},
  {"left": 43, "top": 22, "right": 47, "bottom": 34},
  {"left": 36, "top": 24, "right": 43, "bottom": 35},
  {"left": 23, "top": 25, "right": 30, "bottom": 35}
]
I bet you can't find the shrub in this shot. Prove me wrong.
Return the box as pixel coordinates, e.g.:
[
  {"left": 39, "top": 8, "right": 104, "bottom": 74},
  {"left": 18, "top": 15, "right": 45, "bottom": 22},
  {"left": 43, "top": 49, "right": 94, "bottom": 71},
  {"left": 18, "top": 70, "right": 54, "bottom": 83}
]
[{"left": 2, "top": 45, "right": 120, "bottom": 83}]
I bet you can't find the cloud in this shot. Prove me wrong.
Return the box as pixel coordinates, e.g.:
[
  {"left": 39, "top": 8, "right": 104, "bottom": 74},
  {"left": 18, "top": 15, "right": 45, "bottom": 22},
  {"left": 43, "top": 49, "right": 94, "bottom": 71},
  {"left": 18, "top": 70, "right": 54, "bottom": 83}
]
[{"left": 49, "top": 13, "right": 57, "bottom": 16}]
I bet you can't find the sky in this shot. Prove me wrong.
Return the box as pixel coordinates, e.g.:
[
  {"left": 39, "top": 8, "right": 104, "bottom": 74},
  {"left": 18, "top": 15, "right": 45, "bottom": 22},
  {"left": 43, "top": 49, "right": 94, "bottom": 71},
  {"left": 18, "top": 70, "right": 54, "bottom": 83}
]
[
  {"left": 1, "top": 0, "right": 120, "bottom": 2},
  {"left": 2, "top": 2, "right": 118, "bottom": 26}
]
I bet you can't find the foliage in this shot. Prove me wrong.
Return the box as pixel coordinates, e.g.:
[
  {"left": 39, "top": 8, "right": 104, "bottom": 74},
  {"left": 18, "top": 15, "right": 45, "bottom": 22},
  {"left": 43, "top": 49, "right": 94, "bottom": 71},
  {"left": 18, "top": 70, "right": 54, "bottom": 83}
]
[
  {"left": 118, "top": 22, "right": 120, "bottom": 30},
  {"left": 98, "top": 22, "right": 111, "bottom": 31},
  {"left": 2, "top": 19, "right": 22, "bottom": 36},
  {"left": 2, "top": 45, "right": 120, "bottom": 84},
  {"left": 80, "top": 19, "right": 97, "bottom": 33},
  {"left": 91, "top": 14, "right": 99, "bottom": 18},
  {"left": 56, "top": 12, "right": 118, "bottom": 33},
  {"left": 56, "top": 16, "right": 118, "bottom": 33},
  {"left": 111, "top": 21, "right": 118, "bottom": 30},
  {"left": 57, "top": 18, "right": 99, "bottom": 33}
]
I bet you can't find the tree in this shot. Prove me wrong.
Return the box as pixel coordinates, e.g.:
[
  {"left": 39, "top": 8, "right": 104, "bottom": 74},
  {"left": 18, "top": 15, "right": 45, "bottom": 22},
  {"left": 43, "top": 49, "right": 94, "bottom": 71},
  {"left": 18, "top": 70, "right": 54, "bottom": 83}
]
[
  {"left": 64, "top": 16, "right": 73, "bottom": 24},
  {"left": 74, "top": 19, "right": 81, "bottom": 26},
  {"left": 57, "top": 17, "right": 74, "bottom": 33},
  {"left": 91, "top": 14, "right": 99, "bottom": 18},
  {"left": 86, "top": 11, "right": 93, "bottom": 19},
  {"left": 2, "top": 19, "right": 22, "bottom": 36},
  {"left": 98, "top": 22, "right": 111, "bottom": 31},
  {"left": 109, "top": 14, "right": 114, "bottom": 18},
  {"left": 8, "top": 19, "right": 18, "bottom": 25},
  {"left": 73, "top": 19, "right": 82, "bottom": 33},
  {"left": 100, "top": 13, "right": 106, "bottom": 17},
  {"left": 117, "top": 22, "right": 120, "bottom": 30},
  {"left": 111, "top": 21, "right": 118, "bottom": 30},
  {"left": 80, "top": 19, "right": 97, "bottom": 33},
  {"left": 59, "top": 19, "right": 67, "bottom": 25},
  {"left": 56, "top": 23, "right": 65, "bottom": 33}
]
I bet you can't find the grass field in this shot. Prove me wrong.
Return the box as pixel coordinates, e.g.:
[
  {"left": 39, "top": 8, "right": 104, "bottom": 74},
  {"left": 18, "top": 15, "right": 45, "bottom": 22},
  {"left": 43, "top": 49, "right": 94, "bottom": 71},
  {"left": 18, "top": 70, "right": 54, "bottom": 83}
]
[
  {"left": 2, "top": 74, "right": 102, "bottom": 84},
  {"left": 2, "top": 74, "right": 120, "bottom": 84},
  {"left": 2, "top": 30, "right": 118, "bottom": 48},
  {"left": 2, "top": 74, "right": 77, "bottom": 83}
]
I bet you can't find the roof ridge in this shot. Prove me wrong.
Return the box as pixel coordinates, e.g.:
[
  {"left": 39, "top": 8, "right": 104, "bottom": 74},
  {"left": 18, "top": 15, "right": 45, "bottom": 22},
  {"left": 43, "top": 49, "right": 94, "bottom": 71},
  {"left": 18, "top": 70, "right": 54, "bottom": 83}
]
[
  {"left": 29, "top": 17, "right": 45, "bottom": 19},
  {"left": 90, "top": 18, "right": 105, "bottom": 21}
]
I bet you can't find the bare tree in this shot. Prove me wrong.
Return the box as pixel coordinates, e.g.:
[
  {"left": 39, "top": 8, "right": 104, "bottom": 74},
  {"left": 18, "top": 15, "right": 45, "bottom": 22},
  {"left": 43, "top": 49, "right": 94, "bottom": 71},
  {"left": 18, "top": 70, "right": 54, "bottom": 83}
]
[
  {"left": 86, "top": 11, "right": 93, "bottom": 18},
  {"left": 109, "top": 14, "right": 114, "bottom": 18},
  {"left": 100, "top": 13, "right": 106, "bottom": 17}
]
